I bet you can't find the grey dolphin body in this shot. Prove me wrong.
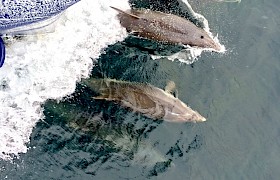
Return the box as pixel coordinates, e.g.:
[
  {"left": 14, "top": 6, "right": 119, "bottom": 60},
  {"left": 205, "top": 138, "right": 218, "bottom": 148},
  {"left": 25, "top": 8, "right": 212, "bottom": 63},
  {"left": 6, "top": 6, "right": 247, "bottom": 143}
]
[
  {"left": 111, "top": 6, "right": 221, "bottom": 51},
  {"left": 82, "top": 78, "right": 206, "bottom": 123}
]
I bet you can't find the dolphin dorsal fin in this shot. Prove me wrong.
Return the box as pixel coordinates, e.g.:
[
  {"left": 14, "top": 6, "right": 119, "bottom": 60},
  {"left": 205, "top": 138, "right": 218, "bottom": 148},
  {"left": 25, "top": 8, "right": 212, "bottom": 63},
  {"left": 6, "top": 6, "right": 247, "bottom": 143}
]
[
  {"left": 165, "top": 81, "right": 178, "bottom": 98},
  {"left": 110, "top": 6, "right": 140, "bottom": 19}
]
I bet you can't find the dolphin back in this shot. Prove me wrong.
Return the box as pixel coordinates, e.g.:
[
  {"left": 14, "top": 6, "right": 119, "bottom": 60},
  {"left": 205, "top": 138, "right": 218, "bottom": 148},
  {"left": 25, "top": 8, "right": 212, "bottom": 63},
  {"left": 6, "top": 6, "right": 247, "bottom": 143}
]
[{"left": 111, "top": 7, "right": 221, "bottom": 51}]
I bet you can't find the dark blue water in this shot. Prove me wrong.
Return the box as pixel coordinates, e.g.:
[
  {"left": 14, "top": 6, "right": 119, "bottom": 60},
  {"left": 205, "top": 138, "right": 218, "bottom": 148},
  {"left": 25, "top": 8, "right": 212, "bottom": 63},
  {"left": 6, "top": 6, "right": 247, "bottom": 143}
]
[{"left": 1, "top": 0, "right": 280, "bottom": 179}]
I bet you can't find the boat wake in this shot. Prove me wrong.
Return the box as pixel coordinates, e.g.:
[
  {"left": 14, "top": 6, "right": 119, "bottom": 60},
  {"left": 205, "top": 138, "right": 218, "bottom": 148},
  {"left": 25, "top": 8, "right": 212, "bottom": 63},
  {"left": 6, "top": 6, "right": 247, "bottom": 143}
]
[
  {"left": 0, "top": 0, "right": 224, "bottom": 160},
  {"left": 0, "top": 0, "right": 128, "bottom": 160}
]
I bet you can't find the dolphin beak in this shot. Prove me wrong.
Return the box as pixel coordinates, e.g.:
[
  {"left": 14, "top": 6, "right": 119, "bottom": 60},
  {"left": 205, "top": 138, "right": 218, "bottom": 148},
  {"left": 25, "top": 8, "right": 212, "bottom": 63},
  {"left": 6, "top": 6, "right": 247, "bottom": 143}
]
[
  {"left": 213, "top": 43, "right": 222, "bottom": 52},
  {"left": 200, "top": 117, "right": 206, "bottom": 122},
  {"left": 203, "top": 35, "right": 224, "bottom": 52},
  {"left": 191, "top": 112, "right": 207, "bottom": 123},
  {"left": 208, "top": 40, "right": 225, "bottom": 52},
  {"left": 195, "top": 116, "right": 206, "bottom": 122}
]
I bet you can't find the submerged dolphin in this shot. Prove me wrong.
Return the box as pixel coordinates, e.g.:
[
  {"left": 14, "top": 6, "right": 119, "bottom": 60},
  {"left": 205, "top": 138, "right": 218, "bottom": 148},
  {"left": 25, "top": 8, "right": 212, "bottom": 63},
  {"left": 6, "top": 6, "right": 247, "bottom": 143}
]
[
  {"left": 46, "top": 103, "right": 171, "bottom": 168},
  {"left": 111, "top": 6, "right": 222, "bottom": 52},
  {"left": 82, "top": 78, "right": 206, "bottom": 123},
  {"left": 0, "top": 0, "right": 81, "bottom": 68}
]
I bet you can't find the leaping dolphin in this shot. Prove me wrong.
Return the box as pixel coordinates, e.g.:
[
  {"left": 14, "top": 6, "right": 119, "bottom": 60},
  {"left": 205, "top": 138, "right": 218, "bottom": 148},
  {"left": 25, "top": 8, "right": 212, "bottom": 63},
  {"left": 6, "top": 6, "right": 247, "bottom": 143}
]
[
  {"left": 111, "top": 6, "right": 222, "bottom": 52},
  {"left": 0, "top": 0, "right": 81, "bottom": 68}
]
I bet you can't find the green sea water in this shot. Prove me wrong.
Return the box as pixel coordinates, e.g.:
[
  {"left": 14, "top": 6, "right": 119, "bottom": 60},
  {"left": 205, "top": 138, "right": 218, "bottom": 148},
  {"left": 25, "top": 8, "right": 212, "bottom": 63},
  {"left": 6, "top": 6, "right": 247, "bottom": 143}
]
[{"left": 1, "top": 0, "right": 280, "bottom": 179}]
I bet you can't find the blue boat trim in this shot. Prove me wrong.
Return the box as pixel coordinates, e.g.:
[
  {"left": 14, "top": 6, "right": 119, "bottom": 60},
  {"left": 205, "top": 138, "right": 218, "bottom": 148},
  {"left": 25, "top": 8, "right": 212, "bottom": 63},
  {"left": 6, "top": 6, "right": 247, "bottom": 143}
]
[{"left": 0, "top": 37, "right": 5, "bottom": 68}]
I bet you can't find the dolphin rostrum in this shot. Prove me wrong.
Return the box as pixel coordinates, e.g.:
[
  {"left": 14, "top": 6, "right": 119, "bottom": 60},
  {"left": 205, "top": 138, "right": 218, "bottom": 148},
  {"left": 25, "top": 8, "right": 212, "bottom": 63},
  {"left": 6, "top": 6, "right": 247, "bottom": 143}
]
[
  {"left": 111, "top": 6, "right": 222, "bottom": 52},
  {"left": 82, "top": 78, "right": 206, "bottom": 123}
]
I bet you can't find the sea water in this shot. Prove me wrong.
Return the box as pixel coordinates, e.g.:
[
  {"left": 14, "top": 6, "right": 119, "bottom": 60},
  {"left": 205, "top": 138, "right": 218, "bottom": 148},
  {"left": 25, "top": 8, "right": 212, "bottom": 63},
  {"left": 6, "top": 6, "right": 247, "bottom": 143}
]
[
  {"left": 0, "top": 0, "right": 221, "bottom": 161},
  {"left": 1, "top": 0, "right": 280, "bottom": 179}
]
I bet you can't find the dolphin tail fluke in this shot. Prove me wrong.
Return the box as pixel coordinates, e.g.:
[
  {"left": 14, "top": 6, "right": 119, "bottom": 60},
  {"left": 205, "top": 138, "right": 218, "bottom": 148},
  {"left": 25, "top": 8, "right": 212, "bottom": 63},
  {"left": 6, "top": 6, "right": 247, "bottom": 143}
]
[{"left": 0, "top": 37, "right": 5, "bottom": 68}]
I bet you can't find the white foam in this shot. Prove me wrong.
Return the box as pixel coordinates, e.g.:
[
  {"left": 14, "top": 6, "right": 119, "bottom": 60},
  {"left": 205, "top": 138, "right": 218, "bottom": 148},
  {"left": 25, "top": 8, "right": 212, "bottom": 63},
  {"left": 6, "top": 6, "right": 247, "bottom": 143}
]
[
  {"left": 0, "top": 0, "right": 129, "bottom": 160},
  {"left": 151, "top": 40, "right": 226, "bottom": 64}
]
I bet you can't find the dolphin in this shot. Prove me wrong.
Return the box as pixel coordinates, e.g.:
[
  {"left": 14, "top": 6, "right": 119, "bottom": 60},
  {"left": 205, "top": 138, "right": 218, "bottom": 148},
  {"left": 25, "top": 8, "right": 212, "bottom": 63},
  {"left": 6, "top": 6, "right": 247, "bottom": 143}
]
[
  {"left": 47, "top": 104, "right": 171, "bottom": 168},
  {"left": 82, "top": 78, "right": 206, "bottom": 123},
  {"left": 111, "top": 6, "right": 222, "bottom": 52},
  {"left": 0, "top": 0, "right": 81, "bottom": 68}
]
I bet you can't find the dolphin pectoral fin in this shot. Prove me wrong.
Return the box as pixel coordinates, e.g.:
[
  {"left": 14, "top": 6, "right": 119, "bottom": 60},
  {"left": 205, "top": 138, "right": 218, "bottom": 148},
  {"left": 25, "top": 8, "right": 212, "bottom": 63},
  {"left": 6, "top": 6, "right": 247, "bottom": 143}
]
[
  {"left": 0, "top": 37, "right": 5, "bottom": 68},
  {"left": 165, "top": 81, "right": 178, "bottom": 97},
  {"left": 110, "top": 6, "right": 140, "bottom": 19}
]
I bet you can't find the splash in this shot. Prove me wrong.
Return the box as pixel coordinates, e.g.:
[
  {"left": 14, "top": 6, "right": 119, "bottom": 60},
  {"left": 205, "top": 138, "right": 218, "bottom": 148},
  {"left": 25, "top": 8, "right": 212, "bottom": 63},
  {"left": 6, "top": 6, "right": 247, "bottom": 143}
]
[{"left": 0, "top": 0, "right": 129, "bottom": 160}]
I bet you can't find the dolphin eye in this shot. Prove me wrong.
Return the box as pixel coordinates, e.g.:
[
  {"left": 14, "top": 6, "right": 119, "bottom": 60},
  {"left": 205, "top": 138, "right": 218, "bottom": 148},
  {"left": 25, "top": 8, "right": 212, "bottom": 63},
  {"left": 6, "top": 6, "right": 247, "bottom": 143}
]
[{"left": 200, "top": 35, "right": 204, "bottom": 39}]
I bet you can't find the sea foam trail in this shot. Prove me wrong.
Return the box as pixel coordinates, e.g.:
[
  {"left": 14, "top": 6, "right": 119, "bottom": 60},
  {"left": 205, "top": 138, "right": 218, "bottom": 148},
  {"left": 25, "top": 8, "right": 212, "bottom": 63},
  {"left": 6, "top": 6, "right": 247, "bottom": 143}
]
[{"left": 0, "top": 0, "right": 129, "bottom": 160}]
